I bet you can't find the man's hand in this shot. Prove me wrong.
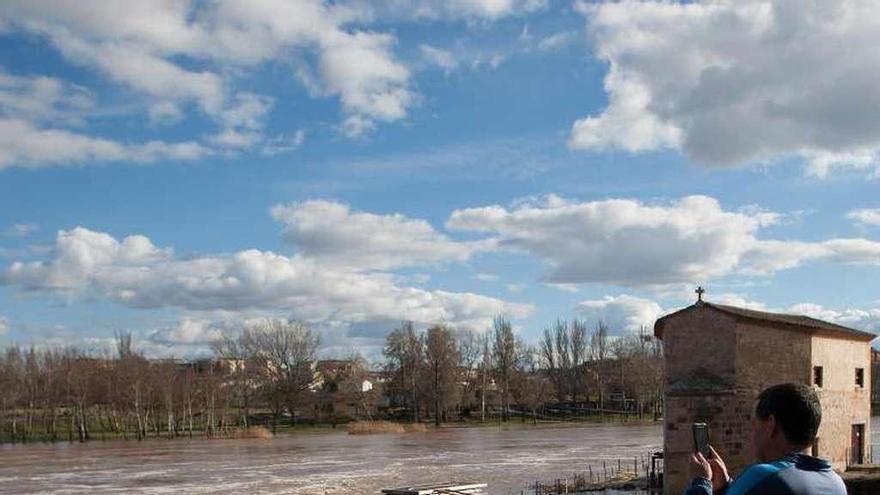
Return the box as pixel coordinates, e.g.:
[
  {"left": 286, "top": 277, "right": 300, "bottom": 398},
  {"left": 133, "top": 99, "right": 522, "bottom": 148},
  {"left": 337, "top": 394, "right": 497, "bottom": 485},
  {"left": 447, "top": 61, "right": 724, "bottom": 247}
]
[
  {"left": 689, "top": 451, "right": 712, "bottom": 482},
  {"left": 707, "top": 446, "right": 731, "bottom": 492}
]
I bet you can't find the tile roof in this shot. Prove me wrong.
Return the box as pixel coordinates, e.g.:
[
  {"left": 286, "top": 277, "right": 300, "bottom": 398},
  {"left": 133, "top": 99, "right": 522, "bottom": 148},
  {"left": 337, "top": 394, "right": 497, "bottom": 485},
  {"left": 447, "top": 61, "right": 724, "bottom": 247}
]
[{"left": 655, "top": 301, "right": 876, "bottom": 342}]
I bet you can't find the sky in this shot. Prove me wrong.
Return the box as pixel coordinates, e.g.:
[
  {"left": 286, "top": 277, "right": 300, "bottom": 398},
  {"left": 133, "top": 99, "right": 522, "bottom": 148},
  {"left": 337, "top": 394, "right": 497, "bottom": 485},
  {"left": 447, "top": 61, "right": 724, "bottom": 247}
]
[{"left": 2, "top": 0, "right": 880, "bottom": 360}]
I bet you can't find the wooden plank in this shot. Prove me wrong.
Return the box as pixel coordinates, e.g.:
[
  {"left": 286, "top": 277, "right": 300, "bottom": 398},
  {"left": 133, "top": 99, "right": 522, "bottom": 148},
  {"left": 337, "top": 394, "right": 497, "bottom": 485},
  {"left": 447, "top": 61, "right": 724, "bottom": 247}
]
[{"left": 381, "top": 482, "right": 487, "bottom": 494}]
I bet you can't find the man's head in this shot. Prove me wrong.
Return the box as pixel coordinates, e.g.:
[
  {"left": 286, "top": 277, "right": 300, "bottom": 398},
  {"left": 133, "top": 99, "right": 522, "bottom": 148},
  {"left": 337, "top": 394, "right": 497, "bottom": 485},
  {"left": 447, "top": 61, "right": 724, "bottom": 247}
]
[{"left": 751, "top": 383, "right": 822, "bottom": 462}]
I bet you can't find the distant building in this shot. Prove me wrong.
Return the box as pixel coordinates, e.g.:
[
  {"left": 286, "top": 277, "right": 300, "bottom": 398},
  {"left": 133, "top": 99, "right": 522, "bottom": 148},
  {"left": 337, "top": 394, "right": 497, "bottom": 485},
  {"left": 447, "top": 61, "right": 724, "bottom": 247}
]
[
  {"left": 311, "top": 359, "right": 380, "bottom": 420},
  {"left": 654, "top": 298, "right": 875, "bottom": 495},
  {"left": 175, "top": 357, "right": 244, "bottom": 375}
]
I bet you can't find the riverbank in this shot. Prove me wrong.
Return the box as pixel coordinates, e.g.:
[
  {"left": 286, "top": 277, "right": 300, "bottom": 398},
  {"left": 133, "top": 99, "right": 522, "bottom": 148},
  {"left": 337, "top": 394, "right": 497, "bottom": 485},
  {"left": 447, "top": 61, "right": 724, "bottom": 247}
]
[{"left": 0, "top": 413, "right": 662, "bottom": 445}]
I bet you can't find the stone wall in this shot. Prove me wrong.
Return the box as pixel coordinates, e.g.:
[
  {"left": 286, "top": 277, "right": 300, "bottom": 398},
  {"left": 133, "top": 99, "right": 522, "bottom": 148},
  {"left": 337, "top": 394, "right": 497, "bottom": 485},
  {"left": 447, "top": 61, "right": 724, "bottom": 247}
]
[
  {"left": 734, "top": 321, "right": 812, "bottom": 391},
  {"left": 663, "top": 308, "right": 737, "bottom": 385},
  {"left": 811, "top": 334, "right": 872, "bottom": 470},
  {"left": 664, "top": 391, "right": 754, "bottom": 495}
]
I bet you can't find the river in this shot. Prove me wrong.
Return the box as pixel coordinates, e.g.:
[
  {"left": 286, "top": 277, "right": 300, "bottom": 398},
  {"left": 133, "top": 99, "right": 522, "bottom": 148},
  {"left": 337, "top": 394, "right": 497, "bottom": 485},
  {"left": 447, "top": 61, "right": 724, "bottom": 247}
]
[
  {"left": 0, "top": 422, "right": 661, "bottom": 495},
  {"left": 2, "top": 417, "right": 878, "bottom": 495}
]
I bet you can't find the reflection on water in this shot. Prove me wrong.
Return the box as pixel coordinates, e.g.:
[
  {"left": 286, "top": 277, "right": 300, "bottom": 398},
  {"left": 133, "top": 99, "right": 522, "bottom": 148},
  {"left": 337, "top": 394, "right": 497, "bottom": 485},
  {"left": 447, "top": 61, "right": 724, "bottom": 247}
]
[{"left": 0, "top": 422, "right": 661, "bottom": 495}]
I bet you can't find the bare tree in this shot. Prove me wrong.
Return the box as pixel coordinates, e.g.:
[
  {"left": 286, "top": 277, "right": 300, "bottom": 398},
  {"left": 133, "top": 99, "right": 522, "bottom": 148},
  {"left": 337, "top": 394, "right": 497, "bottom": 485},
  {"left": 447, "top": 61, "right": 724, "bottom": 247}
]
[
  {"left": 0, "top": 346, "right": 23, "bottom": 442},
  {"left": 424, "top": 324, "right": 460, "bottom": 426},
  {"left": 456, "top": 328, "right": 481, "bottom": 416},
  {"left": 241, "top": 319, "right": 320, "bottom": 433},
  {"left": 541, "top": 320, "right": 572, "bottom": 403},
  {"left": 492, "top": 316, "right": 517, "bottom": 421},
  {"left": 570, "top": 319, "right": 588, "bottom": 401},
  {"left": 213, "top": 333, "right": 255, "bottom": 428},
  {"left": 382, "top": 321, "right": 425, "bottom": 422},
  {"left": 611, "top": 327, "right": 664, "bottom": 418},
  {"left": 478, "top": 332, "right": 493, "bottom": 422},
  {"left": 590, "top": 320, "right": 610, "bottom": 412},
  {"left": 511, "top": 343, "right": 549, "bottom": 425}
]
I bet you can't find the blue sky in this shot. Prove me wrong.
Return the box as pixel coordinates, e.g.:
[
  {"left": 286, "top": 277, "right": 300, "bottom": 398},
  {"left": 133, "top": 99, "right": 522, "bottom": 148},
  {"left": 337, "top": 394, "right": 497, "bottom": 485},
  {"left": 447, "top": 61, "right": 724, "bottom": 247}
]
[{"left": 2, "top": 1, "right": 880, "bottom": 358}]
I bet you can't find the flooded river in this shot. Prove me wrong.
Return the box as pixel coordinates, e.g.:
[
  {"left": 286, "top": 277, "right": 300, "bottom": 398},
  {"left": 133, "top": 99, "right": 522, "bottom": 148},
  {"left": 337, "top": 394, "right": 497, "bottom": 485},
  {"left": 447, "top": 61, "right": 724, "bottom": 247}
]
[{"left": 0, "top": 422, "right": 661, "bottom": 495}]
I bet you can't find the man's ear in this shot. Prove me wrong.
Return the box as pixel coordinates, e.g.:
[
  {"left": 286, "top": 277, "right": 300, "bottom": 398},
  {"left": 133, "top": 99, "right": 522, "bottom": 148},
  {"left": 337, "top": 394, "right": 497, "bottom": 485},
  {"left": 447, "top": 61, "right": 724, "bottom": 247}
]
[{"left": 767, "top": 414, "right": 779, "bottom": 439}]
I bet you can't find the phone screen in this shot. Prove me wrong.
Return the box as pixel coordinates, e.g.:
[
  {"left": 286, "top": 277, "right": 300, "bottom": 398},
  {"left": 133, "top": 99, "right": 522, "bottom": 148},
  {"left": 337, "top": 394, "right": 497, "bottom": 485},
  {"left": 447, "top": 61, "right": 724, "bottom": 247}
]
[{"left": 693, "top": 422, "right": 711, "bottom": 457}]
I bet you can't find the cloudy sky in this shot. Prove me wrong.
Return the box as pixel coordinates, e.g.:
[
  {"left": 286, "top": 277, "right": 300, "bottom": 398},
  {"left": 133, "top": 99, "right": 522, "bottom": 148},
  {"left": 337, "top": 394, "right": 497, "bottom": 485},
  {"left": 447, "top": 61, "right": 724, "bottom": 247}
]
[{"left": 2, "top": 0, "right": 880, "bottom": 358}]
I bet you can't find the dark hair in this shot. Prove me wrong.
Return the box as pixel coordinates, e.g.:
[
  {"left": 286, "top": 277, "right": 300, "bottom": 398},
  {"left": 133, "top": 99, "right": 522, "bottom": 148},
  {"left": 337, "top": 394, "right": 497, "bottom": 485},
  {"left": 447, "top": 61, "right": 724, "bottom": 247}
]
[{"left": 755, "top": 383, "right": 821, "bottom": 448}]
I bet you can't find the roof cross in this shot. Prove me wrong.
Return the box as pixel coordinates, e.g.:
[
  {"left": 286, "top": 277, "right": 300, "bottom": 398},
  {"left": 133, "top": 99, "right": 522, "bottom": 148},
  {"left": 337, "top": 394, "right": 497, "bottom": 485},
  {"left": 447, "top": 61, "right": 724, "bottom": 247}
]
[{"left": 695, "top": 286, "right": 705, "bottom": 302}]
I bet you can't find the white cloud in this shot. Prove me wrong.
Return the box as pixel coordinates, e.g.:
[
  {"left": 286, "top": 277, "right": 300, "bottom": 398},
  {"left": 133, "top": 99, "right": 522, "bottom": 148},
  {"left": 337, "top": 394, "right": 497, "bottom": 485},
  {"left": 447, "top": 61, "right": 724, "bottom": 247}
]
[
  {"left": 1, "top": 226, "right": 530, "bottom": 331},
  {"left": 420, "top": 44, "right": 459, "bottom": 75},
  {"left": 506, "top": 283, "right": 523, "bottom": 294},
  {"left": 571, "top": 0, "right": 880, "bottom": 176},
  {"left": 575, "top": 294, "right": 663, "bottom": 335},
  {"left": 0, "top": 0, "right": 417, "bottom": 142},
  {"left": 740, "top": 238, "right": 880, "bottom": 275},
  {"left": 4, "top": 223, "right": 37, "bottom": 237},
  {"left": 319, "top": 31, "right": 413, "bottom": 124},
  {"left": 0, "top": 71, "right": 93, "bottom": 125},
  {"left": 787, "top": 303, "right": 880, "bottom": 333},
  {"left": 342, "top": 0, "right": 547, "bottom": 22},
  {"left": 270, "top": 200, "right": 492, "bottom": 270},
  {"left": 848, "top": 208, "right": 880, "bottom": 227},
  {"left": 710, "top": 292, "right": 768, "bottom": 311},
  {"left": 48, "top": 33, "right": 226, "bottom": 116},
  {"left": 0, "top": 316, "right": 8, "bottom": 335},
  {"left": 535, "top": 30, "right": 576, "bottom": 52},
  {"left": 148, "top": 101, "right": 184, "bottom": 125},
  {"left": 571, "top": 292, "right": 879, "bottom": 338},
  {"left": 546, "top": 283, "right": 579, "bottom": 293},
  {"left": 448, "top": 195, "right": 774, "bottom": 287},
  {"left": 146, "top": 318, "right": 226, "bottom": 346},
  {"left": 217, "top": 93, "right": 274, "bottom": 132},
  {"left": 261, "top": 130, "right": 306, "bottom": 156},
  {"left": 447, "top": 194, "right": 880, "bottom": 288},
  {"left": 0, "top": 69, "right": 208, "bottom": 168},
  {"left": 339, "top": 114, "right": 377, "bottom": 138},
  {"left": 0, "top": 118, "right": 209, "bottom": 169},
  {"left": 207, "top": 129, "right": 263, "bottom": 150},
  {"left": 474, "top": 273, "right": 498, "bottom": 282}
]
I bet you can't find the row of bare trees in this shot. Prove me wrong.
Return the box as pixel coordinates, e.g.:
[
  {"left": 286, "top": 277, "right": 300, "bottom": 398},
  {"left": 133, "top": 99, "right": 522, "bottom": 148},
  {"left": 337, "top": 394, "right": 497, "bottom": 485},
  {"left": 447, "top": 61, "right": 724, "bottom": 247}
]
[
  {"left": 0, "top": 337, "right": 230, "bottom": 443},
  {"left": 382, "top": 317, "right": 663, "bottom": 425},
  {"left": 0, "top": 316, "right": 662, "bottom": 443},
  {"left": 0, "top": 321, "right": 320, "bottom": 443}
]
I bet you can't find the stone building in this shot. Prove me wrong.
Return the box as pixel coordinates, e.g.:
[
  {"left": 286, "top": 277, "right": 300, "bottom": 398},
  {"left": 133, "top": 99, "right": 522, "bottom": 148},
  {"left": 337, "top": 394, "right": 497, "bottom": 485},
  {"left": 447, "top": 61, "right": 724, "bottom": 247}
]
[
  {"left": 872, "top": 349, "right": 880, "bottom": 413},
  {"left": 654, "top": 295, "right": 875, "bottom": 495}
]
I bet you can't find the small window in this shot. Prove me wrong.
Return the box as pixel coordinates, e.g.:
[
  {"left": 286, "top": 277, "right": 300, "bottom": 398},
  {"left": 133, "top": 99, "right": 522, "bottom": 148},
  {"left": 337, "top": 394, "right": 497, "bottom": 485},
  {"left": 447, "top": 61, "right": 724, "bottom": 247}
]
[
  {"left": 856, "top": 368, "right": 865, "bottom": 388},
  {"left": 813, "top": 366, "right": 824, "bottom": 387}
]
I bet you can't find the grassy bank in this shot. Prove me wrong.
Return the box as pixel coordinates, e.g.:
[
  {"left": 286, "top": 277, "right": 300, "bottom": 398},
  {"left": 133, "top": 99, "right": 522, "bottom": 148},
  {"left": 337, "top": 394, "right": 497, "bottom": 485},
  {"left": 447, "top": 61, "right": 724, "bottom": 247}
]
[{"left": 0, "top": 413, "right": 660, "bottom": 445}]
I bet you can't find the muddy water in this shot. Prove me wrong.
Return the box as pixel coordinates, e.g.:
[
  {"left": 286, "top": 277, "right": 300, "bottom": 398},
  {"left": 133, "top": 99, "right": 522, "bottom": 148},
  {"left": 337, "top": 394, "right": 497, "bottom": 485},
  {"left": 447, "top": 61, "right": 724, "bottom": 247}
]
[
  {"left": 4, "top": 417, "right": 876, "bottom": 495},
  {"left": 0, "top": 422, "right": 661, "bottom": 495}
]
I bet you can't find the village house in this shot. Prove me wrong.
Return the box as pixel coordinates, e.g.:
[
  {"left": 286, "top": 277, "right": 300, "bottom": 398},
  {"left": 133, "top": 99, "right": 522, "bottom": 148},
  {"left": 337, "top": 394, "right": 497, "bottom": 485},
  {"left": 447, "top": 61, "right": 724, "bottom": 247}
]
[
  {"left": 310, "top": 359, "right": 381, "bottom": 421},
  {"left": 654, "top": 290, "right": 875, "bottom": 495}
]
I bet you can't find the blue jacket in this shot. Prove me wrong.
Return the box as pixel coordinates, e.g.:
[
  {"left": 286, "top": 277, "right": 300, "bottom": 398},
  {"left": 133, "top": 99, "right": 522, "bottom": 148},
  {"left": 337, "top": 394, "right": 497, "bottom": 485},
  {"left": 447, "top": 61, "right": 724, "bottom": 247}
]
[{"left": 683, "top": 454, "right": 846, "bottom": 495}]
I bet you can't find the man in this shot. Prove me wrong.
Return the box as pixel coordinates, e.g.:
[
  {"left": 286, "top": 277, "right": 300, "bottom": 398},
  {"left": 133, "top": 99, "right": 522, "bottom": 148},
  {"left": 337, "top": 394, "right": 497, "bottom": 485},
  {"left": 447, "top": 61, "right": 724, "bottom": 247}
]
[{"left": 684, "top": 383, "right": 846, "bottom": 495}]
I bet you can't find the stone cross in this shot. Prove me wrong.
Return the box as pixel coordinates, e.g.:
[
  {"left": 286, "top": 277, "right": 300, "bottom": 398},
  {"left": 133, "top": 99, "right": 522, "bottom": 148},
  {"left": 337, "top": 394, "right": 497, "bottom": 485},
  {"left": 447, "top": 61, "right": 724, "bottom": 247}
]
[{"left": 695, "top": 286, "right": 705, "bottom": 302}]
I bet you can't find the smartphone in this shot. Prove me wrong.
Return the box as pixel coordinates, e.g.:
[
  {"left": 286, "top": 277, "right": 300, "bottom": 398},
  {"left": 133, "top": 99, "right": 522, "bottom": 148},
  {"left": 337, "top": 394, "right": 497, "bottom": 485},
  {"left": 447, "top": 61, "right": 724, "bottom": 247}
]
[{"left": 693, "top": 422, "right": 711, "bottom": 458}]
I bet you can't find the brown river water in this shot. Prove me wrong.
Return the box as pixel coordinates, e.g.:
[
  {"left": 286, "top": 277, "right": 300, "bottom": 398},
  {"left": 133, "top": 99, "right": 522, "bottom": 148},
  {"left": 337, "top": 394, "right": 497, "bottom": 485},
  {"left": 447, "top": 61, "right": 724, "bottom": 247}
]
[
  {"left": 2, "top": 418, "right": 877, "bottom": 495},
  {"left": 0, "top": 422, "right": 661, "bottom": 495}
]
